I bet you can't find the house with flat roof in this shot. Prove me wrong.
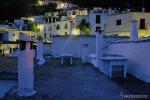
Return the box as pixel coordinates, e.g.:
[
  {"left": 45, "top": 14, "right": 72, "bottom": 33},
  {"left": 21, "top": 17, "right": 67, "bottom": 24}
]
[{"left": 104, "top": 12, "right": 150, "bottom": 37}]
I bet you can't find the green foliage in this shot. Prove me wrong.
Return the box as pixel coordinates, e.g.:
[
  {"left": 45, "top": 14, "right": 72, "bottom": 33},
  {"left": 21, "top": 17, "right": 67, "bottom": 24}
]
[
  {"left": 27, "top": 21, "right": 40, "bottom": 33},
  {"left": 76, "top": 19, "right": 91, "bottom": 35}
]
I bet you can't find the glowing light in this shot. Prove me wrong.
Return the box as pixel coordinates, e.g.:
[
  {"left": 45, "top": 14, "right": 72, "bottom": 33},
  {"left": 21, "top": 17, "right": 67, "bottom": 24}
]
[
  {"left": 28, "top": 17, "right": 35, "bottom": 22},
  {"left": 38, "top": 24, "right": 44, "bottom": 32},
  {"left": 72, "top": 28, "right": 80, "bottom": 36},
  {"left": 38, "top": 0, "right": 44, "bottom": 6}
]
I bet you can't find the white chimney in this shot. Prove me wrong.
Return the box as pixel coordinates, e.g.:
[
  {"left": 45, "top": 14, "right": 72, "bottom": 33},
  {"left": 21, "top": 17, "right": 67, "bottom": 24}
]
[
  {"left": 108, "top": 8, "right": 112, "bottom": 15},
  {"left": 127, "top": 9, "right": 131, "bottom": 12},
  {"left": 36, "top": 37, "right": 45, "bottom": 65},
  {"left": 96, "top": 30, "right": 103, "bottom": 68},
  {"left": 130, "top": 20, "right": 138, "bottom": 41},
  {"left": 142, "top": 7, "right": 145, "bottom": 12},
  {"left": 18, "top": 33, "right": 36, "bottom": 96}
]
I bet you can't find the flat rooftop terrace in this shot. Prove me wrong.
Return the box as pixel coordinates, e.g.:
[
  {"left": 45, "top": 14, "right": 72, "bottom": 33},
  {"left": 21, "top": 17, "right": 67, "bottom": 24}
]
[{"left": 0, "top": 57, "right": 149, "bottom": 100}]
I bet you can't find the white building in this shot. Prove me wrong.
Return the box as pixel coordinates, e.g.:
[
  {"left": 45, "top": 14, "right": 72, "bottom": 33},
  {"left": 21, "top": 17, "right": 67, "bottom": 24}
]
[
  {"left": 43, "top": 9, "right": 88, "bottom": 37},
  {"left": 33, "top": 8, "right": 150, "bottom": 38},
  {"left": 44, "top": 0, "right": 74, "bottom": 10},
  {"left": 105, "top": 12, "right": 150, "bottom": 37}
]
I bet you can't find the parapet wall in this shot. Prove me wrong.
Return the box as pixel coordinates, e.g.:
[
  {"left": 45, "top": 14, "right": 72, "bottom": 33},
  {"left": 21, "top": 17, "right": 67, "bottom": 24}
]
[
  {"left": 107, "top": 39, "right": 150, "bottom": 83},
  {"left": 51, "top": 35, "right": 128, "bottom": 59}
]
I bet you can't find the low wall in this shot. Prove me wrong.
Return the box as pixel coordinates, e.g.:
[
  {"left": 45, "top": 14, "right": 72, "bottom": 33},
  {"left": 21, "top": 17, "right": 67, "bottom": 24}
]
[
  {"left": 51, "top": 36, "right": 96, "bottom": 59},
  {"left": 51, "top": 35, "right": 128, "bottom": 61},
  {"left": 107, "top": 39, "right": 150, "bottom": 83},
  {"left": 43, "top": 43, "right": 51, "bottom": 56}
]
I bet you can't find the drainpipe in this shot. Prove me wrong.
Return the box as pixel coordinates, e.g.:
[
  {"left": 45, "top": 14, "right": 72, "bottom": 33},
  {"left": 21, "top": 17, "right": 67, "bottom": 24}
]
[
  {"left": 96, "top": 30, "right": 103, "bottom": 68},
  {"left": 130, "top": 20, "right": 138, "bottom": 41}
]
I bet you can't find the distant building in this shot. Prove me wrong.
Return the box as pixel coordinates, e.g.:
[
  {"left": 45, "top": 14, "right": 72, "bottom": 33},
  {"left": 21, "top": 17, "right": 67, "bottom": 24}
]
[
  {"left": 43, "top": 9, "right": 88, "bottom": 37},
  {"left": 44, "top": 0, "right": 75, "bottom": 10},
  {"left": 105, "top": 12, "right": 150, "bottom": 37}
]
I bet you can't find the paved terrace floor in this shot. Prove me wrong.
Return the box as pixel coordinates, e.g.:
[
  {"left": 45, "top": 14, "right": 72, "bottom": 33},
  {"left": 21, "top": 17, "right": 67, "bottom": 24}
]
[{"left": 0, "top": 57, "right": 150, "bottom": 100}]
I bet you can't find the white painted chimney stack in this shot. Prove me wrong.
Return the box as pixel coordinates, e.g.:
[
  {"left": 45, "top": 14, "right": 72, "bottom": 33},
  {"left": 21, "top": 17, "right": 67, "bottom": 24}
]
[
  {"left": 18, "top": 33, "right": 36, "bottom": 96},
  {"left": 142, "top": 7, "right": 145, "bottom": 12},
  {"left": 36, "top": 37, "right": 45, "bottom": 65},
  {"left": 96, "top": 30, "right": 103, "bottom": 68},
  {"left": 130, "top": 20, "right": 138, "bottom": 41}
]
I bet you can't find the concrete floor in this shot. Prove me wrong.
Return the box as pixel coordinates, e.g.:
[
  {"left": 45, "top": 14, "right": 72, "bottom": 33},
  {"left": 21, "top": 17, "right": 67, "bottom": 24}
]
[{"left": 1, "top": 58, "right": 150, "bottom": 100}]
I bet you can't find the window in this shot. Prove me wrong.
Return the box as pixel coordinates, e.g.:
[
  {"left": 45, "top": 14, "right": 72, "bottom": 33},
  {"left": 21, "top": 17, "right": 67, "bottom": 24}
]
[
  {"left": 116, "top": 19, "right": 121, "bottom": 25},
  {"left": 140, "top": 19, "right": 146, "bottom": 29},
  {"left": 72, "top": 11, "right": 76, "bottom": 15},
  {"left": 96, "top": 26, "right": 101, "bottom": 31},
  {"left": 0, "top": 34, "right": 2, "bottom": 41},
  {"left": 24, "top": 20, "right": 28, "bottom": 24},
  {"left": 48, "top": 17, "right": 51, "bottom": 23},
  {"left": 56, "top": 25, "right": 60, "bottom": 30},
  {"left": 48, "top": 26, "right": 52, "bottom": 31},
  {"left": 64, "top": 23, "right": 68, "bottom": 29},
  {"left": 96, "top": 15, "right": 101, "bottom": 24},
  {"left": 53, "top": 18, "right": 55, "bottom": 22}
]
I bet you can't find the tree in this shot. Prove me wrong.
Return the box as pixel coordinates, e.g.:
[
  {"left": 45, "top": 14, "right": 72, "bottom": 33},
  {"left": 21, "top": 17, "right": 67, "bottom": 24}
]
[
  {"left": 76, "top": 19, "right": 91, "bottom": 35},
  {"left": 27, "top": 21, "right": 40, "bottom": 33}
]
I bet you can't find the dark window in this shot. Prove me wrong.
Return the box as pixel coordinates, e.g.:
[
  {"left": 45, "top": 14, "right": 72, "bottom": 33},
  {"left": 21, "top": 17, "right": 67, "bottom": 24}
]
[
  {"left": 56, "top": 25, "right": 60, "bottom": 30},
  {"left": 48, "top": 17, "right": 51, "bottom": 23},
  {"left": 96, "top": 15, "right": 101, "bottom": 24},
  {"left": 24, "top": 20, "right": 28, "bottom": 24},
  {"left": 72, "top": 11, "right": 76, "bottom": 15},
  {"left": 53, "top": 18, "right": 55, "bottom": 22},
  {"left": 22, "top": 26, "right": 26, "bottom": 31},
  {"left": 0, "top": 34, "right": 2, "bottom": 41},
  {"left": 116, "top": 19, "right": 121, "bottom": 25},
  {"left": 96, "top": 26, "right": 101, "bottom": 31},
  {"left": 140, "top": 19, "right": 146, "bottom": 29}
]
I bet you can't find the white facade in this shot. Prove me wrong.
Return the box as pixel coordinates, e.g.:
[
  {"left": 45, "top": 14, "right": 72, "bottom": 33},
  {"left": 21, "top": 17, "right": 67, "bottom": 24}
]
[
  {"left": 105, "top": 12, "right": 150, "bottom": 37},
  {"left": 56, "top": 2, "right": 73, "bottom": 10},
  {"left": 44, "top": 0, "right": 74, "bottom": 10},
  {"left": 67, "top": 9, "right": 88, "bottom": 20},
  {"left": 107, "top": 39, "right": 150, "bottom": 83}
]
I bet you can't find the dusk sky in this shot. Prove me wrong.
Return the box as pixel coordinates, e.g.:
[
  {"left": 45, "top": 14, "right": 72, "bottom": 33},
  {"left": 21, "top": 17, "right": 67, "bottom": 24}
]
[{"left": 0, "top": 0, "right": 149, "bottom": 20}]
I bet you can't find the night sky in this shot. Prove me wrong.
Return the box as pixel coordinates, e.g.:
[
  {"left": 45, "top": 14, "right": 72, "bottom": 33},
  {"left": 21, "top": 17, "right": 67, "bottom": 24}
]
[{"left": 0, "top": 0, "right": 149, "bottom": 21}]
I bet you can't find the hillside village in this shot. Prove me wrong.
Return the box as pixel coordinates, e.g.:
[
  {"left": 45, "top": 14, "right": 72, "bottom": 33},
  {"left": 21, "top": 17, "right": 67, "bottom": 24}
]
[
  {"left": 1, "top": 1, "right": 150, "bottom": 51},
  {"left": 0, "top": 0, "right": 150, "bottom": 99}
]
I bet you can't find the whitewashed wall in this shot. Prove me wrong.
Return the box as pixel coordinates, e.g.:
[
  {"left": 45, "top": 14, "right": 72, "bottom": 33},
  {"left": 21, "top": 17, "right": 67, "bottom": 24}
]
[
  {"left": 51, "top": 36, "right": 96, "bottom": 59},
  {"left": 107, "top": 40, "right": 150, "bottom": 83},
  {"left": 51, "top": 35, "right": 128, "bottom": 60},
  {"left": 105, "top": 12, "right": 150, "bottom": 37},
  {"left": 43, "top": 43, "right": 52, "bottom": 56}
]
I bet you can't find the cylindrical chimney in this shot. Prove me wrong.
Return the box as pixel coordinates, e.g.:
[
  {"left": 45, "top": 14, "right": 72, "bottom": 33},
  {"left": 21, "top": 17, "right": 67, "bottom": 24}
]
[
  {"left": 96, "top": 30, "right": 103, "bottom": 68},
  {"left": 130, "top": 20, "right": 138, "bottom": 41}
]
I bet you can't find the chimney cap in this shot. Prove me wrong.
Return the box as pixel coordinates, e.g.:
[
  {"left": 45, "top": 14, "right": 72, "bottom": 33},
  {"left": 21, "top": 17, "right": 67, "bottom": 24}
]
[
  {"left": 95, "top": 29, "right": 104, "bottom": 34},
  {"left": 131, "top": 20, "right": 138, "bottom": 22}
]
